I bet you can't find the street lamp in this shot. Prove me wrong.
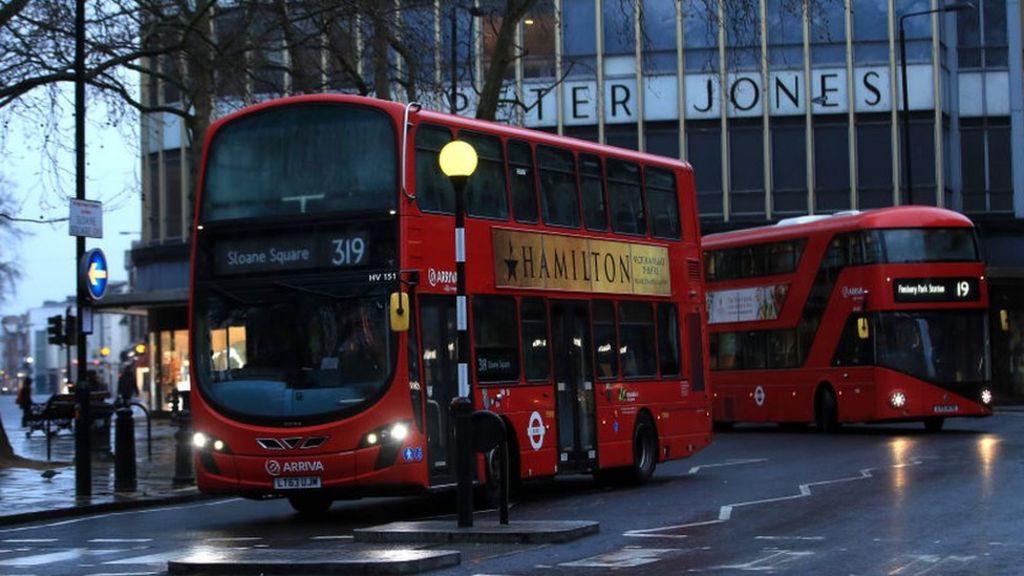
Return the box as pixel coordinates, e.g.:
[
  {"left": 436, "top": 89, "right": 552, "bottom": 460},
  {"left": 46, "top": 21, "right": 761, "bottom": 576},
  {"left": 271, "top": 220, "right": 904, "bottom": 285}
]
[
  {"left": 899, "top": 1, "right": 973, "bottom": 205},
  {"left": 438, "top": 139, "right": 478, "bottom": 527}
]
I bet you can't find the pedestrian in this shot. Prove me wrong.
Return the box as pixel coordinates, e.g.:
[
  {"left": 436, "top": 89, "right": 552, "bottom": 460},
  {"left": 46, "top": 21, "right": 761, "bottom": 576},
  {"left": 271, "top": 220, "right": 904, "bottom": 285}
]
[
  {"left": 16, "top": 376, "right": 33, "bottom": 427},
  {"left": 117, "top": 364, "right": 138, "bottom": 405}
]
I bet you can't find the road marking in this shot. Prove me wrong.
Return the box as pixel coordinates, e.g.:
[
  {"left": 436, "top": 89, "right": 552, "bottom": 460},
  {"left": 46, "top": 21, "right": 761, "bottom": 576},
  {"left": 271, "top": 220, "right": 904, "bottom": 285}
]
[
  {"left": 559, "top": 547, "right": 676, "bottom": 568},
  {"left": 710, "top": 549, "right": 813, "bottom": 571},
  {"left": 82, "top": 572, "right": 160, "bottom": 576},
  {"left": 89, "top": 539, "right": 153, "bottom": 544},
  {"left": 104, "top": 551, "right": 183, "bottom": 565},
  {"left": 0, "top": 548, "right": 122, "bottom": 566},
  {"left": 755, "top": 536, "right": 824, "bottom": 541},
  {"left": 311, "top": 535, "right": 353, "bottom": 541},
  {"left": 0, "top": 499, "right": 242, "bottom": 534},
  {"left": 1, "top": 539, "right": 57, "bottom": 543},
  {"left": 205, "top": 537, "right": 262, "bottom": 542},
  {"left": 683, "top": 458, "right": 768, "bottom": 476},
  {"left": 888, "top": 554, "right": 975, "bottom": 575},
  {"left": 626, "top": 460, "right": 922, "bottom": 538}
]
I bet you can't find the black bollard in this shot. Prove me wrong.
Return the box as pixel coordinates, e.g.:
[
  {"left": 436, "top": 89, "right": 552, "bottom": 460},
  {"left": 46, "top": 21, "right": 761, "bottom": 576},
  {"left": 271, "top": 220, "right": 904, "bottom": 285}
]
[
  {"left": 172, "top": 409, "right": 195, "bottom": 487},
  {"left": 451, "top": 397, "right": 474, "bottom": 527},
  {"left": 114, "top": 406, "right": 137, "bottom": 492}
]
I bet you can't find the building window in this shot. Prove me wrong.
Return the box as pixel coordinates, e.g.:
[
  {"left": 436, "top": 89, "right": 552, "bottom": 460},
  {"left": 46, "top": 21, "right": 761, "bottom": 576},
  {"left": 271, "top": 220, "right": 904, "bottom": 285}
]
[
  {"left": 958, "top": 0, "right": 1009, "bottom": 69},
  {"left": 641, "top": 0, "right": 678, "bottom": 73},
  {"left": 771, "top": 119, "right": 807, "bottom": 216},
  {"left": 767, "top": 0, "right": 804, "bottom": 67},
  {"left": 563, "top": 0, "right": 597, "bottom": 76},
  {"left": 899, "top": 117, "right": 937, "bottom": 206},
  {"left": 163, "top": 149, "right": 183, "bottom": 241},
  {"left": 814, "top": 118, "right": 850, "bottom": 212},
  {"left": 853, "top": 0, "right": 889, "bottom": 64},
  {"left": 683, "top": 0, "right": 719, "bottom": 72},
  {"left": 962, "top": 118, "right": 1013, "bottom": 213},
  {"left": 809, "top": 0, "right": 846, "bottom": 65},
  {"left": 603, "top": 0, "right": 635, "bottom": 55},
  {"left": 688, "top": 121, "right": 723, "bottom": 219},
  {"left": 856, "top": 117, "right": 894, "bottom": 209},
  {"left": 523, "top": 0, "right": 556, "bottom": 79},
  {"left": 729, "top": 120, "right": 765, "bottom": 219}
]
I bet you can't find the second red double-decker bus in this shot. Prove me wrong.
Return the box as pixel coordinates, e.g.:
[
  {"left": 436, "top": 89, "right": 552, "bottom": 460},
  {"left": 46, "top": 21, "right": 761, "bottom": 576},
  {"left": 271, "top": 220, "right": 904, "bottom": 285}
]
[
  {"left": 188, "top": 94, "right": 712, "bottom": 514},
  {"left": 703, "top": 207, "right": 993, "bottom": 432}
]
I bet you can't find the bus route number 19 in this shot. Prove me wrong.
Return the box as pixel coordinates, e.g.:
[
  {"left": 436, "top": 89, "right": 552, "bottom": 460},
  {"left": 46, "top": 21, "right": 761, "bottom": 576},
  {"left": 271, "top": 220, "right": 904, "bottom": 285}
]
[
  {"left": 956, "top": 280, "right": 971, "bottom": 298},
  {"left": 331, "top": 236, "right": 366, "bottom": 266}
]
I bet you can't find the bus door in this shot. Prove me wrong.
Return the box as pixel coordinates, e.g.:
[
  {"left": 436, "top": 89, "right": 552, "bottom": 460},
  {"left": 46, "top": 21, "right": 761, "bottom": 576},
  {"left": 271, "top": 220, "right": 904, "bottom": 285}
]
[
  {"left": 550, "top": 301, "right": 597, "bottom": 473},
  {"left": 419, "top": 296, "right": 458, "bottom": 486}
]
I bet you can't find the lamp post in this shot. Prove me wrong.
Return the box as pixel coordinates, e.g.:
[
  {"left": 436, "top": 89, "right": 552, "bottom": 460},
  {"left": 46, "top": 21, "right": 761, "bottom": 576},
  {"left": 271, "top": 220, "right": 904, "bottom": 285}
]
[
  {"left": 439, "top": 139, "right": 478, "bottom": 527},
  {"left": 899, "top": 1, "right": 973, "bottom": 205}
]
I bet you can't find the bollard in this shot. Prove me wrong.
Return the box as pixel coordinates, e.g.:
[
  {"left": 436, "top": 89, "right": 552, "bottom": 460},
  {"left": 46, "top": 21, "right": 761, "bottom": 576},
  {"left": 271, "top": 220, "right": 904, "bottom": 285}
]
[
  {"left": 172, "top": 409, "right": 195, "bottom": 487},
  {"left": 451, "top": 397, "right": 474, "bottom": 528},
  {"left": 114, "top": 407, "right": 137, "bottom": 492}
]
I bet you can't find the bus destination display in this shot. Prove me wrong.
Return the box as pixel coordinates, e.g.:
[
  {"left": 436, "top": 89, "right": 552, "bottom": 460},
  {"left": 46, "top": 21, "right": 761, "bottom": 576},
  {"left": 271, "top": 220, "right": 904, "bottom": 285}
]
[
  {"left": 893, "top": 277, "right": 980, "bottom": 303},
  {"left": 213, "top": 231, "right": 369, "bottom": 275}
]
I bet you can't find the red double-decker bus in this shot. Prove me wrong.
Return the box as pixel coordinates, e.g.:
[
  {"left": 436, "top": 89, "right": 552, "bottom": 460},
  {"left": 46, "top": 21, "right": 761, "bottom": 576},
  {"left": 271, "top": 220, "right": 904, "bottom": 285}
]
[
  {"left": 704, "top": 207, "right": 993, "bottom": 433},
  {"left": 188, "top": 94, "right": 712, "bottom": 514}
]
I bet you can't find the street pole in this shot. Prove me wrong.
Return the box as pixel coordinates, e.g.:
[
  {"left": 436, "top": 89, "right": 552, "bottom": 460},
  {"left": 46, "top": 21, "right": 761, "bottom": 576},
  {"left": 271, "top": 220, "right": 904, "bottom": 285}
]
[
  {"left": 74, "top": 0, "right": 92, "bottom": 499},
  {"left": 899, "top": 18, "right": 913, "bottom": 206},
  {"left": 898, "top": 3, "right": 974, "bottom": 207},
  {"left": 439, "top": 141, "right": 478, "bottom": 528},
  {"left": 450, "top": 6, "right": 457, "bottom": 114}
]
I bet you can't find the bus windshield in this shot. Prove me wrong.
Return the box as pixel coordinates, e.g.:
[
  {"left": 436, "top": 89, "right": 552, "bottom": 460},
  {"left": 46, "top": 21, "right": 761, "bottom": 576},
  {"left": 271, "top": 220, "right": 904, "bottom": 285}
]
[
  {"left": 193, "top": 281, "right": 394, "bottom": 422},
  {"left": 870, "top": 228, "right": 978, "bottom": 263},
  {"left": 201, "top": 103, "right": 396, "bottom": 222},
  {"left": 875, "top": 311, "right": 989, "bottom": 385}
]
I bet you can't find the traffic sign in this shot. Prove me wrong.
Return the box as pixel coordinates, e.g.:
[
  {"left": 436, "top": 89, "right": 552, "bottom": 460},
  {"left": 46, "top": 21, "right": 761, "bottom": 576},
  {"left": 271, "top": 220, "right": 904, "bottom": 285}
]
[
  {"left": 80, "top": 248, "right": 109, "bottom": 301},
  {"left": 69, "top": 199, "right": 103, "bottom": 238}
]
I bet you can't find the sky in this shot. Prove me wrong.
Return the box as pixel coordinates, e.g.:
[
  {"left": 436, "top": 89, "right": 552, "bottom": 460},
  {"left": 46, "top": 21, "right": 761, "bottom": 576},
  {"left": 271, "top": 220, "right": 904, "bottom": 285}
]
[{"left": 1, "top": 96, "right": 140, "bottom": 317}]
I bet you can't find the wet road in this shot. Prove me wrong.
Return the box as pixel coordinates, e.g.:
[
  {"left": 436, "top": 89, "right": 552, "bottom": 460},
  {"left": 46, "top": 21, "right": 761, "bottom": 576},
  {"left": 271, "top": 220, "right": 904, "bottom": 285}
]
[{"left": 1, "top": 410, "right": 1021, "bottom": 575}]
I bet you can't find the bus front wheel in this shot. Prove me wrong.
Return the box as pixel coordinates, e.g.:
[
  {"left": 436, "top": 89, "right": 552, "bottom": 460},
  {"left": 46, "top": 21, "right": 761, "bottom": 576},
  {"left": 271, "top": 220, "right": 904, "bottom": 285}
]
[
  {"left": 923, "top": 417, "right": 945, "bottom": 432},
  {"left": 815, "top": 387, "right": 840, "bottom": 434},
  {"left": 288, "top": 494, "right": 333, "bottom": 516}
]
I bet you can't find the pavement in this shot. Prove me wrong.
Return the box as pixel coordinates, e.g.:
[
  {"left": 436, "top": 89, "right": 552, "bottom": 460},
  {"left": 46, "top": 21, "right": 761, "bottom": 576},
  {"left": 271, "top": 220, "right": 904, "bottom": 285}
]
[{"left": 0, "top": 395, "right": 205, "bottom": 526}]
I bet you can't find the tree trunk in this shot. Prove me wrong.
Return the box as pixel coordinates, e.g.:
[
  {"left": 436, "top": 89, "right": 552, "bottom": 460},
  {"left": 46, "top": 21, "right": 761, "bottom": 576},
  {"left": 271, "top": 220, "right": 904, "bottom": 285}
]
[{"left": 476, "top": 0, "right": 537, "bottom": 121}]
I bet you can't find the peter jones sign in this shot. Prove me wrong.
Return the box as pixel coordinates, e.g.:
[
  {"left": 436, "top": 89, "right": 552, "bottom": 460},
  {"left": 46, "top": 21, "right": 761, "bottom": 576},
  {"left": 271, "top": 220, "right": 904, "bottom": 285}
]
[{"left": 450, "top": 64, "right": 935, "bottom": 126}]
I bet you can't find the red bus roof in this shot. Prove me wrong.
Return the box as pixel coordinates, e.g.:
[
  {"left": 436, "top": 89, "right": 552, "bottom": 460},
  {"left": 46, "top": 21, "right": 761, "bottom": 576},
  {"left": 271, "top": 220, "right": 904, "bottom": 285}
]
[
  {"left": 702, "top": 206, "right": 975, "bottom": 250},
  {"left": 205, "top": 93, "right": 693, "bottom": 174}
]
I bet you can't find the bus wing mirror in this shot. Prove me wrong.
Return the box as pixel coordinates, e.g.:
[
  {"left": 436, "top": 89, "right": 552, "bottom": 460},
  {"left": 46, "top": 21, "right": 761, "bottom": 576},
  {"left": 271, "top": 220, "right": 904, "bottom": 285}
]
[
  {"left": 390, "top": 292, "right": 410, "bottom": 333},
  {"left": 857, "top": 317, "right": 870, "bottom": 339},
  {"left": 1000, "top": 309, "right": 1010, "bottom": 332}
]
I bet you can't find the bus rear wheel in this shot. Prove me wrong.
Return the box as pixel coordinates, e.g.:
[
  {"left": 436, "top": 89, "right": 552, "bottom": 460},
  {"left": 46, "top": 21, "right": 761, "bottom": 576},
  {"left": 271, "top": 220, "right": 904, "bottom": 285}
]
[
  {"left": 627, "top": 413, "right": 658, "bottom": 485},
  {"left": 923, "top": 417, "right": 945, "bottom": 433},
  {"left": 288, "top": 494, "right": 333, "bottom": 516},
  {"left": 815, "top": 387, "right": 840, "bottom": 434}
]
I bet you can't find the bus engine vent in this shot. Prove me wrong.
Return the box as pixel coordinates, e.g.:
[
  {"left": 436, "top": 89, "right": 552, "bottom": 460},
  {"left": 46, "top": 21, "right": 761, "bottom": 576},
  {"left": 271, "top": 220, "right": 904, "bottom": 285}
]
[
  {"left": 687, "top": 259, "right": 702, "bottom": 280},
  {"left": 257, "top": 436, "right": 329, "bottom": 450}
]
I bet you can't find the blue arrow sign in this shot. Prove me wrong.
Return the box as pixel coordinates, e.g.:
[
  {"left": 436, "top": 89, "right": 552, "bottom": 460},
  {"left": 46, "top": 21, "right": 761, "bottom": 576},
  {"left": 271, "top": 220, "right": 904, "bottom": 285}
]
[{"left": 80, "top": 248, "right": 108, "bottom": 301}]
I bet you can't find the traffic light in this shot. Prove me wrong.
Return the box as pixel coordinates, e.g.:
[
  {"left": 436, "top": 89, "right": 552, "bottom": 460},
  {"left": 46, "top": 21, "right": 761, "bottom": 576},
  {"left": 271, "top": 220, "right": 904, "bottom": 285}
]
[
  {"left": 65, "top": 315, "right": 77, "bottom": 340},
  {"left": 46, "top": 315, "right": 64, "bottom": 346}
]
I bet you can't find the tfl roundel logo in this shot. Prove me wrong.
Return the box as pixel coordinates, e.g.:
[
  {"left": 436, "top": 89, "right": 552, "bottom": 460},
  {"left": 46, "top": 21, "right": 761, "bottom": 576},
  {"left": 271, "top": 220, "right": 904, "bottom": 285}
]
[{"left": 265, "top": 459, "right": 281, "bottom": 477}]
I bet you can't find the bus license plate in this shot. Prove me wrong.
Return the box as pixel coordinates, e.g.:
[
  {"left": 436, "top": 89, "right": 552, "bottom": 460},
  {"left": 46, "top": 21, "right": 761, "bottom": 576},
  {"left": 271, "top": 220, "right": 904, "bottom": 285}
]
[
  {"left": 933, "top": 404, "right": 960, "bottom": 414},
  {"left": 273, "top": 476, "right": 322, "bottom": 490}
]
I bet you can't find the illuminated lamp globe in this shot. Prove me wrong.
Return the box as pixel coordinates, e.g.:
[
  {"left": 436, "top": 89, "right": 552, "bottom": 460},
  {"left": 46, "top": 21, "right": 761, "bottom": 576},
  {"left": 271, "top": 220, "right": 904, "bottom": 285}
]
[{"left": 438, "top": 140, "right": 478, "bottom": 178}]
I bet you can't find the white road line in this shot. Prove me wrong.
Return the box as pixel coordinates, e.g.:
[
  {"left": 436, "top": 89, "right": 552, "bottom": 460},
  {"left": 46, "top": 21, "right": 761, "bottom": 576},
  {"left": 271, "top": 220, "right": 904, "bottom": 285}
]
[
  {"left": 83, "top": 572, "right": 160, "bottom": 576},
  {"left": 104, "top": 551, "right": 183, "bottom": 565},
  {"left": 0, "top": 548, "right": 122, "bottom": 566},
  {"left": 205, "top": 537, "right": 262, "bottom": 542},
  {"left": 559, "top": 547, "right": 676, "bottom": 568},
  {"left": 755, "top": 536, "right": 825, "bottom": 541},
  {"left": 311, "top": 535, "right": 353, "bottom": 540},
  {"left": 625, "top": 460, "right": 922, "bottom": 538},
  {"left": 683, "top": 458, "right": 768, "bottom": 476},
  {"left": 88, "top": 539, "right": 153, "bottom": 544},
  {"left": 0, "top": 498, "right": 242, "bottom": 534},
  {"left": 1, "top": 539, "right": 57, "bottom": 543},
  {"left": 711, "top": 549, "right": 814, "bottom": 571}
]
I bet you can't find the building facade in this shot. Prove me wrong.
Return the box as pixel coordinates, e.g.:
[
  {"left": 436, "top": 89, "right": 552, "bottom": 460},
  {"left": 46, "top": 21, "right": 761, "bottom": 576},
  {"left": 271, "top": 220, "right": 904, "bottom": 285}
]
[{"left": 133, "top": 0, "right": 1024, "bottom": 403}]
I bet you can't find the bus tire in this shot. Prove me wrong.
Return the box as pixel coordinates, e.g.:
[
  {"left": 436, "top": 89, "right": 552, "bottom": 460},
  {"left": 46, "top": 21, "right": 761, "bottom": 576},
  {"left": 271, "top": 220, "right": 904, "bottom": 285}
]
[
  {"left": 627, "top": 413, "right": 658, "bottom": 485},
  {"left": 923, "top": 417, "right": 945, "bottom": 433},
  {"left": 815, "top": 386, "right": 840, "bottom": 434},
  {"left": 288, "top": 494, "right": 333, "bottom": 516},
  {"left": 713, "top": 421, "right": 734, "bottom": 432}
]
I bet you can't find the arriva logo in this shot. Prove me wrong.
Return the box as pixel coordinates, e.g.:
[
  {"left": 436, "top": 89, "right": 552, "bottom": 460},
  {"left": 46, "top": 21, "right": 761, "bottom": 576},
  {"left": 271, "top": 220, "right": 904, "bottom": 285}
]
[
  {"left": 428, "top": 268, "right": 458, "bottom": 287},
  {"left": 265, "top": 459, "right": 324, "bottom": 477},
  {"left": 841, "top": 286, "right": 866, "bottom": 299}
]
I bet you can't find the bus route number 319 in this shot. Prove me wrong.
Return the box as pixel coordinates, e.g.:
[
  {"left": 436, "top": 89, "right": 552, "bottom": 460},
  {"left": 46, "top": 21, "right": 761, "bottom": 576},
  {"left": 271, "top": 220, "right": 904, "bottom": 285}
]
[{"left": 331, "top": 235, "right": 367, "bottom": 266}]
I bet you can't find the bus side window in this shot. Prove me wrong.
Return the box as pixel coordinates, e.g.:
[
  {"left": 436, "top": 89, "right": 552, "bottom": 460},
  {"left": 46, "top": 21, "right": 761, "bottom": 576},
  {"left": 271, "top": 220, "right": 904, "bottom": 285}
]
[
  {"left": 509, "top": 140, "right": 538, "bottom": 223},
  {"left": 580, "top": 153, "right": 607, "bottom": 231},
  {"left": 608, "top": 159, "right": 645, "bottom": 236},
  {"left": 592, "top": 300, "right": 618, "bottom": 379},
  {"left": 657, "top": 303, "right": 681, "bottom": 377},
  {"left": 521, "top": 298, "right": 550, "bottom": 382},
  {"left": 461, "top": 130, "right": 509, "bottom": 220},
  {"left": 537, "top": 145, "right": 580, "bottom": 228},
  {"left": 619, "top": 302, "right": 657, "bottom": 378},
  {"left": 472, "top": 296, "right": 520, "bottom": 383},
  {"left": 415, "top": 124, "right": 454, "bottom": 214},
  {"left": 646, "top": 166, "right": 681, "bottom": 239}
]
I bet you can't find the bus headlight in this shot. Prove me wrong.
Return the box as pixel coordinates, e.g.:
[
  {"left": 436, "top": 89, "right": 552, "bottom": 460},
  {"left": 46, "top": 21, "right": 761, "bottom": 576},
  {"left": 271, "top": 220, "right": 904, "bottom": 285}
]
[
  {"left": 193, "top": 431, "right": 229, "bottom": 452},
  {"left": 390, "top": 423, "right": 409, "bottom": 442},
  {"left": 889, "top": 391, "right": 907, "bottom": 409},
  {"left": 980, "top": 388, "right": 993, "bottom": 405}
]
